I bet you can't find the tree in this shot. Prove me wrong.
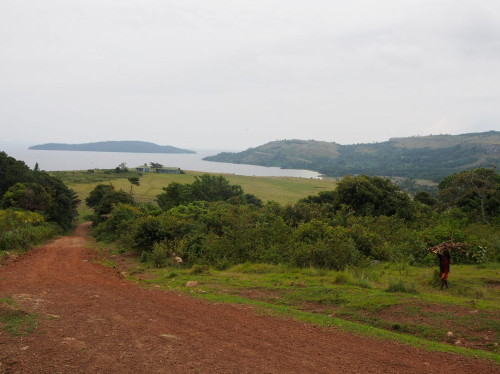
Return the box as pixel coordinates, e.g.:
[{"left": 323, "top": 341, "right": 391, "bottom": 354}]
[
  {"left": 115, "top": 162, "right": 128, "bottom": 173},
  {"left": 1, "top": 182, "right": 52, "bottom": 212},
  {"left": 128, "top": 176, "right": 141, "bottom": 194},
  {"left": 86, "top": 184, "right": 134, "bottom": 223},
  {"left": 335, "top": 175, "right": 415, "bottom": 220},
  {"left": 190, "top": 174, "right": 244, "bottom": 202},
  {"left": 414, "top": 191, "right": 437, "bottom": 206},
  {"left": 157, "top": 182, "right": 192, "bottom": 211},
  {"left": 86, "top": 184, "right": 115, "bottom": 208},
  {"left": 0, "top": 152, "right": 78, "bottom": 230},
  {"left": 156, "top": 175, "right": 246, "bottom": 211},
  {"left": 0, "top": 152, "right": 32, "bottom": 197},
  {"left": 439, "top": 168, "right": 500, "bottom": 222},
  {"left": 150, "top": 162, "right": 163, "bottom": 168}
]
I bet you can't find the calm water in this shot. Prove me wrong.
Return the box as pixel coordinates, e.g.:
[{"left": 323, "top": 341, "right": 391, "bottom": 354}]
[{"left": 1, "top": 144, "right": 320, "bottom": 178}]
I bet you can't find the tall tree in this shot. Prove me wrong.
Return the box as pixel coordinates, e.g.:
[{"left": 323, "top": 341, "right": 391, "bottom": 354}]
[
  {"left": 335, "top": 175, "right": 415, "bottom": 220},
  {"left": 439, "top": 168, "right": 500, "bottom": 222}
]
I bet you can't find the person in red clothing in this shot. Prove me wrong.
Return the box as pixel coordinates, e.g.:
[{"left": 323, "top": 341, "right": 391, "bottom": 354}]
[{"left": 437, "top": 250, "right": 450, "bottom": 290}]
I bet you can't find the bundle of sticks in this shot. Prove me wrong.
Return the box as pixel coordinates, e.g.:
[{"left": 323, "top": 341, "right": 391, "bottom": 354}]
[{"left": 427, "top": 241, "right": 469, "bottom": 254}]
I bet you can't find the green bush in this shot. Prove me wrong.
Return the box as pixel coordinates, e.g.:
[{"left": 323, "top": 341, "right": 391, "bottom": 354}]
[
  {"left": 292, "top": 222, "right": 361, "bottom": 270},
  {"left": 0, "top": 209, "right": 61, "bottom": 251},
  {"left": 149, "top": 242, "right": 172, "bottom": 268},
  {"left": 129, "top": 216, "right": 171, "bottom": 252}
]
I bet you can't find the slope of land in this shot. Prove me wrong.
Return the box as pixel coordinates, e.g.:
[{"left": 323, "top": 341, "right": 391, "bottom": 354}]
[
  {"left": 29, "top": 141, "right": 195, "bottom": 154},
  {"left": 52, "top": 170, "right": 337, "bottom": 207},
  {"left": 0, "top": 223, "right": 497, "bottom": 373},
  {"left": 204, "top": 131, "right": 500, "bottom": 181}
]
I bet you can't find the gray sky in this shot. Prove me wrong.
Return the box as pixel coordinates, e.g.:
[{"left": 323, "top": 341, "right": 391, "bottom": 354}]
[{"left": 1, "top": 0, "right": 499, "bottom": 151}]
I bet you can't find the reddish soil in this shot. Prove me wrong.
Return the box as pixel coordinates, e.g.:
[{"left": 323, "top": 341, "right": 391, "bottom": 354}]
[{"left": 0, "top": 223, "right": 497, "bottom": 374}]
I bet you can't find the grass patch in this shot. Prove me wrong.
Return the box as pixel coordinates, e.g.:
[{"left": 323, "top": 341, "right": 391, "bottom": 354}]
[
  {"left": 0, "top": 297, "right": 38, "bottom": 336},
  {"left": 386, "top": 278, "right": 418, "bottom": 294}
]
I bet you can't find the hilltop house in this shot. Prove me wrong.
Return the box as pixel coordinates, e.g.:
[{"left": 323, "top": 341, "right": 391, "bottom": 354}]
[{"left": 135, "top": 164, "right": 184, "bottom": 174}]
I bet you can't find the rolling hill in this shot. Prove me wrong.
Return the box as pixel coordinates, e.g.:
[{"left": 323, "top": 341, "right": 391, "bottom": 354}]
[{"left": 204, "top": 131, "right": 500, "bottom": 181}]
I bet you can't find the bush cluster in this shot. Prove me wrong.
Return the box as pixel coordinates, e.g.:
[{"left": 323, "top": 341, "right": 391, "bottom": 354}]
[
  {"left": 89, "top": 170, "right": 499, "bottom": 270},
  {"left": 0, "top": 152, "right": 79, "bottom": 251}
]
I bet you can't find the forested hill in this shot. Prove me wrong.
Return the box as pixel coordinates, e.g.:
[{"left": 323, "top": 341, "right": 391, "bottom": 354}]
[
  {"left": 204, "top": 131, "right": 500, "bottom": 181},
  {"left": 29, "top": 141, "right": 196, "bottom": 154}
]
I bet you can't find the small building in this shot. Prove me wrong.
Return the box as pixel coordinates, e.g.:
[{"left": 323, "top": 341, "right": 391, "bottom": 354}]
[{"left": 135, "top": 164, "right": 183, "bottom": 174}]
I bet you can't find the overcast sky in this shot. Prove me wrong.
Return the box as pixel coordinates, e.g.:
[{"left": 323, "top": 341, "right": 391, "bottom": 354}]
[{"left": 1, "top": 0, "right": 499, "bottom": 151}]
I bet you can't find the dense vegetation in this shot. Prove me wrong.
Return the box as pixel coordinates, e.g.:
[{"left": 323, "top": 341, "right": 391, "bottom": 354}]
[
  {"left": 29, "top": 140, "right": 195, "bottom": 154},
  {"left": 88, "top": 168, "right": 499, "bottom": 271},
  {"left": 0, "top": 152, "right": 79, "bottom": 250},
  {"left": 205, "top": 131, "right": 500, "bottom": 182}
]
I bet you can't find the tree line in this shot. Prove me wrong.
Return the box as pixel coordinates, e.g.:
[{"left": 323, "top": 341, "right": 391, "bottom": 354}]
[{"left": 88, "top": 168, "right": 499, "bottom": 270}]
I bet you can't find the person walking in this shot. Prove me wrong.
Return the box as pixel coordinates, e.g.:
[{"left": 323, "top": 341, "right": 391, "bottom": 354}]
[{"left": 437, "top": 250, "right": 450, "bottom": 290}]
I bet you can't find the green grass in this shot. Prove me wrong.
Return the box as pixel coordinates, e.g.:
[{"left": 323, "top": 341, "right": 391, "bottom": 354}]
[
  {"left": 0, "top": 297, "right": 38, "bottom": 336},
  {"left": 54, "top": 169, "right": 337, "bottom": 208}
]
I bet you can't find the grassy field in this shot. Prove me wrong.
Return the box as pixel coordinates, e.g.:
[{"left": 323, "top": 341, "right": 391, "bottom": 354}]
[{"left": 53, "top": 169, "right": 337, "bottom": 210}]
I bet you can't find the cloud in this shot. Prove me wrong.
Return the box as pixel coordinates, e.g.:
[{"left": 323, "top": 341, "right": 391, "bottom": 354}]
[{"left": 0, "top": 0, "right": 499, "bottom": 149}]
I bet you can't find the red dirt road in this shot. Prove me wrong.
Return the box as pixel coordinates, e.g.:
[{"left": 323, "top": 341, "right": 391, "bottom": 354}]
[{"left": 0, "top": 223, "right": 497, "bottom": 373}]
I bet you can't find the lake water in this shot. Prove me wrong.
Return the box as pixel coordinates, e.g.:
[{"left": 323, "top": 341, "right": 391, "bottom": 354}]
[{"left": 0, "top": 144, "right": 320, "bottom": 178}]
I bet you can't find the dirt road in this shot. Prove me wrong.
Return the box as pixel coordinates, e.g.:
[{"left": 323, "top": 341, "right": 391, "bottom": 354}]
[{"left": 0, "top": 223, "right": 497, "bottom": 373}]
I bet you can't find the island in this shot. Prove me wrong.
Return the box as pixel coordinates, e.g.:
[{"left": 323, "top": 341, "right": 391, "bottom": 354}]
[{"left": 29, "top": 141, "right": 196, "bottom": 154}]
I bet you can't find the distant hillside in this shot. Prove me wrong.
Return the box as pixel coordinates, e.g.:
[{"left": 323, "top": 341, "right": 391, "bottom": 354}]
[
  {"left": 204, "top": 131, "right": 500, "bottom": 181},
  {"left": 29, "top": 141, "right": 196, "bottom": 154}
]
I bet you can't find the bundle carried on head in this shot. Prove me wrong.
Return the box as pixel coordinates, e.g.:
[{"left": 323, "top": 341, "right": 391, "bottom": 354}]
[{"left": 427, "top": 241, "right": 468, "bottom": 254}]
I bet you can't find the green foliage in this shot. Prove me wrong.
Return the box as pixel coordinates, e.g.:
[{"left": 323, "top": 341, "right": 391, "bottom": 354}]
[
  {"left": 149, "top": 241, "right": 174, "bottom": 268},
  {"left": 86, "top": 184, "right": 135, "bottom": 224},
  {"left": 91, "top": 169, "right": 500, "bottom": 274},
  {"left": 0, "top": 152, "right": 75, "bottom": 250},
  {"left": 292, "top": 221, "right": 360, "bottom": 270},
  {"left": 438, "top": 168, "right": 500, "bottom": 223},
  {"left": 156, "top": 174, "right": 259, "bottom": 210},
  {"left": 93, "top": 203, "right": 142, "bottom": 242},
  {"left": 190, "top": 174, "right": 244, "bottom": 202},
  {"left": 129, "top": 216, "right": 171, "bottom": 252},
  {"left": 157, "top": 182, "right": 192, "bottom": 210},
  {"left": 85, "top": 184, "right": 115, "bottom": 208},
  {"left": 114, "top": 162, "right": 128, "bottom": 173},
  {"left": 0, "top": 209, "right": 61, "bottom": 251},
  {"left": 0, "top": 152, "right": 32, "bottom": 197},
  {"left": 0, "top": 152, "right": 79, "bottom": 230},
  {"left": 335, "top": 175, "right": 416, "bottom": 220},
  {"left": 1, "top": 182, "right": 53, "bottom": 212},
  {"left": 414, "top": 191, "right": 437, "bottom": 206}
]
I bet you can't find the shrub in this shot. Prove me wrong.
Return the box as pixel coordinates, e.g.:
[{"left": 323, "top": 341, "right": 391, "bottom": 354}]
[
  {"left": 129, "top": 216, "right": 171, "bottom": 252},
  {"left": 0, "top": 209, "right": 61, "bottom": 250},
  {"left": 292, "top": 222, "right": 361, "bottom": 270},
  {"left": 148, "top": 242, "right": 169, "bottom": 268}
]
